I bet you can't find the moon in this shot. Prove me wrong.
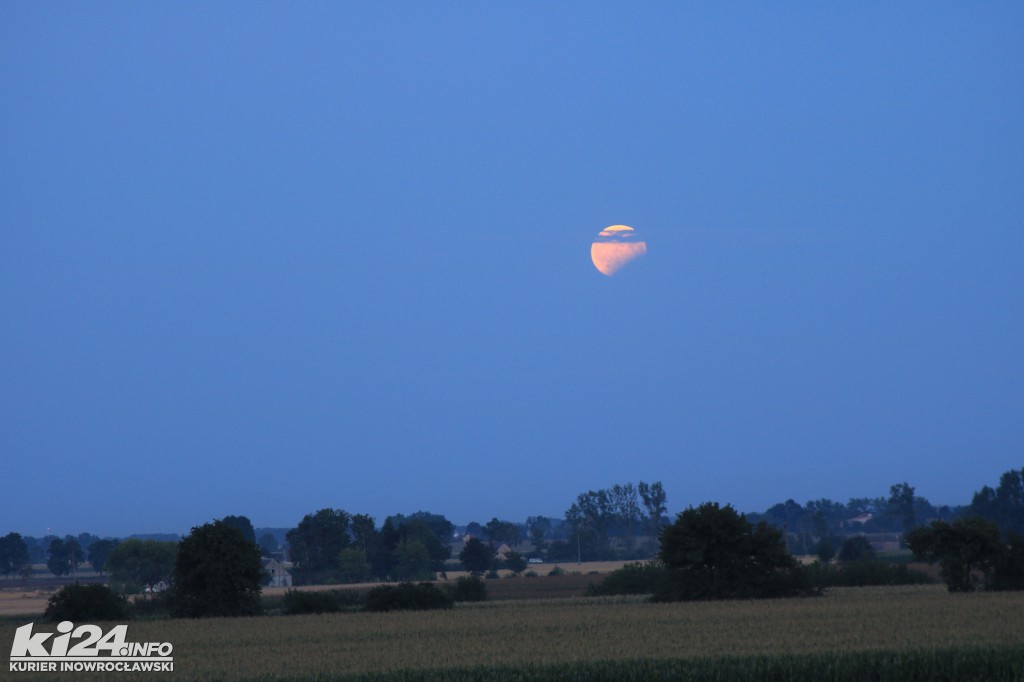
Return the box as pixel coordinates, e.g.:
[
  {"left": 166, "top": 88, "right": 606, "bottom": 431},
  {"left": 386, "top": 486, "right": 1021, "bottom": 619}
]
[{"left": 591, "top": 225, "right": 647, "bottom": 276}]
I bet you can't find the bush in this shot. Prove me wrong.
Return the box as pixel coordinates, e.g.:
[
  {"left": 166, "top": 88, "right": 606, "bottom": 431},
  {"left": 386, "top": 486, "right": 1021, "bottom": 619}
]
[
  {"left": 44, "top": 583, "right": 128, "bottom": 622},
  {"left": 586, "top": 562, "right": 668, "bottom": 596},
  {"left": 363, "top": 582, "right": 453, "bottom": 612},
  {"left": 838, "top": 536, "right": 876, "bottom": 563},
  {"left": 547, "top": 566, "right": 565, "bottom": 576},
  {"left": 282, "top": 589, "right": 363, "bottom": 615},
  {"left": 290, "top": 567, "right": 345, "bottom": 586},
  {"left": 448, "top": 575, "right": 488, "bottom": 602},
  {"left": 807, "top": 561, "right": 933, "bottom": 588},
  {"left": 128, "top": 593, "right": 171, "bottom": 620},
  {"left": 992, "top": 532, "right": 1024, "bottom": 591}
]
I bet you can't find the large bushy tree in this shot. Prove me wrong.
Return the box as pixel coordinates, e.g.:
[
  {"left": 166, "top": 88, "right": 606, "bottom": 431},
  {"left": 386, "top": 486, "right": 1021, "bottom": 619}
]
[
  {"left": 459, "top": 537, "right": 491, "bottom": 575},
  {"left": 657, "top": 502, "right": 813, "bottom": 601},
  {"left": 0, "top": 533, "right": 31, "bottom": 577},
  {"left": 286, "top": 508, "right": 351, "bottom": 573},
  {"left": 169, "top": 520, "right": 264, "bottom": 618},
  {"left": 391, "top": 518, "right": 450, "bottom": 577},
  {"left": 86, "top": 539, "right": 119, "bottom": 575},
  {"left": 106, "top": 539, "right": 177, "bottom": 593},
  {"left": 970, "top": 468, "right": 1024, "bottom": 536},
  {"left": 221, "top": 515, "right": 256, "bottom": 544},
  {"left": 906, "top": 517, "right": 1004, "bottom": 592},
  {"left": 46, "top": 538, "right": 80, "bottom": 577}
]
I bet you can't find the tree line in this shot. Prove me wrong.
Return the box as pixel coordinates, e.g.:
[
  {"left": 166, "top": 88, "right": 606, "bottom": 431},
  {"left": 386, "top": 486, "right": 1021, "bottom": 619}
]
[
  {"left": 3, "top": 468, "right": 1023, "bottom": 590},
  {"left": 21, "top": 465, "right": 1024, "bottom": 624}
]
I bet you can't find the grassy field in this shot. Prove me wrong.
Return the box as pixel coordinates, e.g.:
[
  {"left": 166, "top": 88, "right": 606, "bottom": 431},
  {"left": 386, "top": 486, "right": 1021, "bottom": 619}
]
[{"left": 3, "top": 585, "right": 1024, "bottom": 680}]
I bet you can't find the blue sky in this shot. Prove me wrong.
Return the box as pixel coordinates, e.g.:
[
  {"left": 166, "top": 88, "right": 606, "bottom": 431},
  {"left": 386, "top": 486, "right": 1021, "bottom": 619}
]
[{"left": 2, "top": 3, "right": 1021, "bottom": 537}]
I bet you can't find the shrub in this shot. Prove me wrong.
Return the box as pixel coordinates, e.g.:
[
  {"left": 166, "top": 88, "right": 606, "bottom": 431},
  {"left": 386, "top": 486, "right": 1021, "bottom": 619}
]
[
  {"left": 547, "top": 566, "right": 565, "bottom": 576},
  {"left": 363, "top": 582, "right": 453, "bottom": 612},
  {"left": 282, "top": 589, "right": 363, "bottom": 615},
  {"left": 128, "top": 592, "right": 171, "bottom": 620},
  {"left": 992, "top": 532, "right": 1024, "bottom": 591},
  {"left": 838, "top": 536, "right": 876, "bottom": 563},
  {"left": 807, "top": 561, "right": 933, "bottom": 588},
  {"left": 448, "top": 575, "right": 488, "bottom": 602},
  {"left": 586, "top": 562, "right": 668, "bottom": 596},
  {"left": 44, "top": 583, "right": 129, "bottom": 622},
  {"left": 505, "top": 551, "right": 528, "bottom": 574}
]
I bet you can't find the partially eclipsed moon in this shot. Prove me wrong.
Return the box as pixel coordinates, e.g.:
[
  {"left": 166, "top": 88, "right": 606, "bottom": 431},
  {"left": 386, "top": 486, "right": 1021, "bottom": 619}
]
[{"left": 591, "top": 225, "right": 647, "bottom": 276}]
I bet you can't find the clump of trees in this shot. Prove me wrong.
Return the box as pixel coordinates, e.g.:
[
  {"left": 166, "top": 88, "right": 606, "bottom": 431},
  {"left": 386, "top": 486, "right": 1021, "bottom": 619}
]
[
  {"left": 46, "top": 537, "right": 82, "bottom": 577},
  {"left": 655, "top": 502, "right": 814, "bottom": 601},
  {"left": 281, "top": 589, "right": 362, "bottom": 615},
  {"left": 286, "top": 509, "right": 453, "bottom": 585},
  {"left": 546, "top": 481, "right": 667, "bottom": 562},
  {"left": 967, "top": 468, "right": 1024, "bottom": 536},
  {"left": 806, "top": 561, "right": 932, "bottom": 588},
  {"left": 906, "top": 517, "right": 1024, "bottom": 592},
  {"left": 586, "top": 562, "right": 668, "bottom": 597},
  {"left": 105, "top": 539, "right": 177, "bottom": 594},
  {"left": 364, "top": 582, "right": 453, "bottom": 612}
]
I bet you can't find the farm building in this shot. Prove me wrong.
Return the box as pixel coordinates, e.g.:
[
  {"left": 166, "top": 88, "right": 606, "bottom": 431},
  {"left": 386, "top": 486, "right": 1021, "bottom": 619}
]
[{"left": 262, "top": 558, "right": 293, "bottom": 587}]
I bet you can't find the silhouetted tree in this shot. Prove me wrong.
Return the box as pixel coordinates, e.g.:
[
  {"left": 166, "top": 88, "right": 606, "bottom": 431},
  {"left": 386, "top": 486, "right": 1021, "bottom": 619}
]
[
  {"left": 106, "top": 539, "right": 177, "bottom": 593},
  {"left": 505, "top": 550, "right": 528, "bottom": 575},
  {"left": 337, "top": 548, "right": 372, "bottom": 583},
  {"left": 287, "top": 508, "right": 351, "bottom": 573},
  {"left": 459, "top": 537, "right": 491, "bottom": 575},
  {"left": 484, "top": 518, "right": 522, "bottom": 546},
  {"left": 638, "top": 481, "right": 668, "bottom": 535},
  {"left": 221, "top": 515, "right": 256, "bottom": 544},
  {"left": 526, "top": 516, "right": 551, "bottom": 552},
  {"left": 350, "top": 514, "right": 377, "bottom": 553},
  {"left": 657, "top": 502, "right": 813, "bottom": 601},
  {"left": 46, "top": 538, "right": 72, "bottom": 577},
  {"left": 85, "top": 539, "right": 119, "bottom": 575},
  {"left": 887, "top": 482, "right": 917, "bottom": 540},
  {"left": 257, "top": 533, "right": 278, "bottom": 557},
  {"left": 906, "top": 517, "right": 1003, "bottom": 592},
  {"left": 0, "top": 533, "right": 31, "bottom": 577},
  {"left": 169, "top": 520, "right": 264, "bottom": 618},
  {"left": 970, "top": 468, "right": 1024, "bottom": 536},
  {"left": 838, "top": 536, "right": 876, "bottom": 563}
]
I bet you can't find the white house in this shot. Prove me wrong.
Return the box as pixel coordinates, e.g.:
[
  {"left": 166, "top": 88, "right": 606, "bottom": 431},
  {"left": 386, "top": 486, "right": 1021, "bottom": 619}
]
[{"left": 262, "top": 558, "right": 293, "bottom": 587}]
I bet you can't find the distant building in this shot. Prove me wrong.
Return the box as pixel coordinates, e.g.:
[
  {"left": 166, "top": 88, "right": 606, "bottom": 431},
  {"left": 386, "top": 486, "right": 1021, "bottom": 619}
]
[
  {"left": 846, "top": 513, "right": 873, "bottom": 526},
  {"left": 262, "top": 558, "right": 292, "bottom": 587}
]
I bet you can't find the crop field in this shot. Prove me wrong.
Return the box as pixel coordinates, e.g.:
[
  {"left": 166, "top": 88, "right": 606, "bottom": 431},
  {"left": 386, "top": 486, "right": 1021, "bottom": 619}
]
[
  {"left": 0, "top": 590, "right": 51, "bottom": 618},
  {"left": 4, "top": 585, "right": 1024, "bottom": 681}
]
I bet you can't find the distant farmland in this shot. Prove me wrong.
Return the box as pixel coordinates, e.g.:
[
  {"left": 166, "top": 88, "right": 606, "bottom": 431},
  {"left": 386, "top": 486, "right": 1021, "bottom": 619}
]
[{"left": 3, "top": 583, "right": 1023, "bottom": 681}]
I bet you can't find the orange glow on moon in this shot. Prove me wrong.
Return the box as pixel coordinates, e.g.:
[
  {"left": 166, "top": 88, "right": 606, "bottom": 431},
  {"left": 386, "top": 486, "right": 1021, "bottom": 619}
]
[{"left": 591, "top": 225, "right": 647, "bottom": 276}]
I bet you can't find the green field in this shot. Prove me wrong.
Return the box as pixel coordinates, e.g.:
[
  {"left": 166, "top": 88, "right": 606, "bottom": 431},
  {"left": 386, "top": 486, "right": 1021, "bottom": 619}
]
[{"left": 4, "top": 584, "right": 1024, "bottom": 681}]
